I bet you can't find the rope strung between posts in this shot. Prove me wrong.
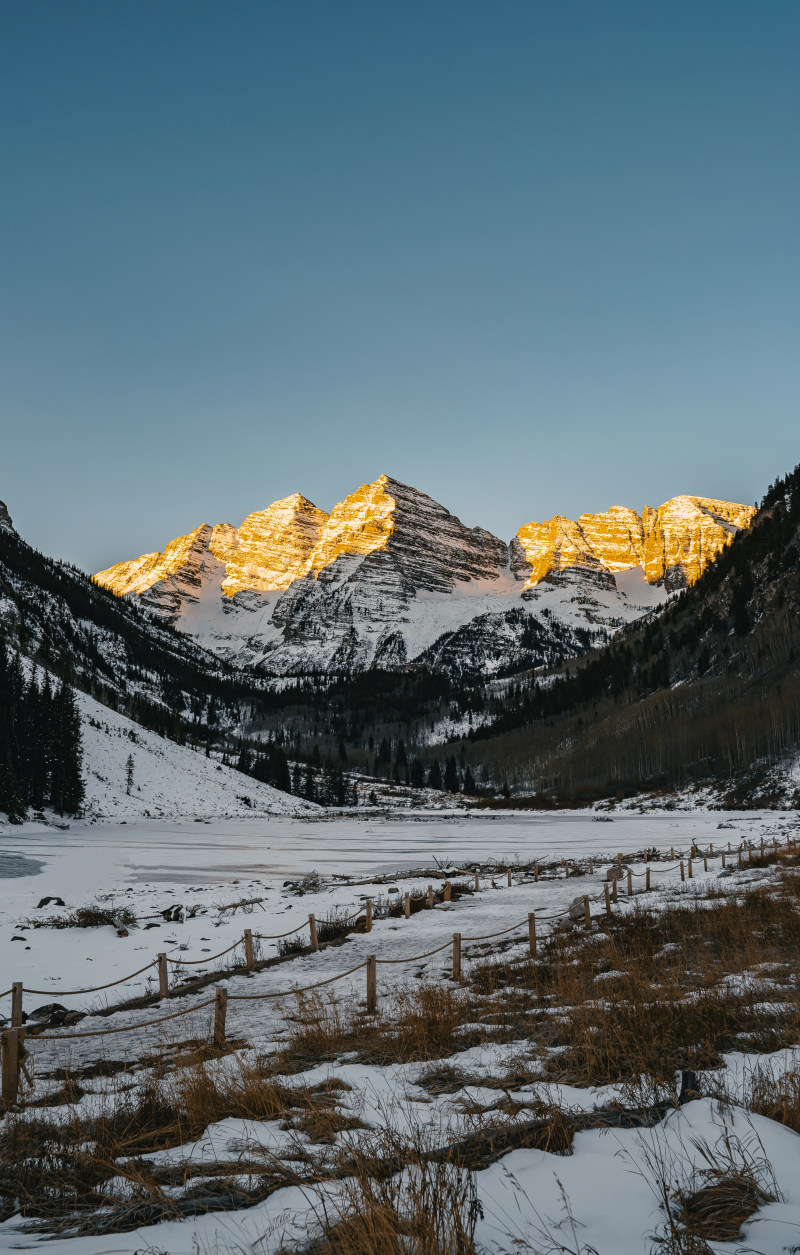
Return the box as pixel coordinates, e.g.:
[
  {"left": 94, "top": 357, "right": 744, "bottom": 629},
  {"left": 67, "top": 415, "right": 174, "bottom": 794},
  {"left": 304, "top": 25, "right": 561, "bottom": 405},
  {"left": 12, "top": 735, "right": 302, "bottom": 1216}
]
[
  {"left": 0, "top": 990, "right": 11, "bottom": 1001},
  {"left": 253, "top": 922, "right": 308, "bottom": 941},
  {"left": 17, "top": 843, "right": 791, "bottom": 1063},
  {"left": 22, "top": 960, "right": 159, "bottom": 997},
  {"left": 460, "top": 916, "right": 531, "bottom": 943},
  {"left": 171, "top": 939, "right": 242, "bottom": 966},
  {"left": 376, "top": 939, "right": 453, "bottom": 965},
  {"left": 35, "top": 996, "right": 218, "bottom": 1040},
  {"left": 13, "top": 848, "right": 772, "bottom": 1032},
  {"left": 227, "top": 960, "right": 367, "bottom": 1001}
]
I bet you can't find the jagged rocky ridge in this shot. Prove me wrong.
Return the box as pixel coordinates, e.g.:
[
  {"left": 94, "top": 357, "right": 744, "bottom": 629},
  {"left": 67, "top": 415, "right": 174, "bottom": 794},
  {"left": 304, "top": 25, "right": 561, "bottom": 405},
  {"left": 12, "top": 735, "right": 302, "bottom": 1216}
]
[
  {"left": 94, "top": 477, "right": 755, "bottom": 677},
  {"left": 0, "top": 500, "right": 269, "bottom": 742}
]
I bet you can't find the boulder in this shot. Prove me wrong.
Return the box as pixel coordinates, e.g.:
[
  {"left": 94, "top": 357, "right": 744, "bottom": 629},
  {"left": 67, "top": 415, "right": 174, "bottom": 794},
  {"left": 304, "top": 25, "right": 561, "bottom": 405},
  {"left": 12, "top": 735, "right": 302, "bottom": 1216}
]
[
  {"left": 606, "top": 865, "right": 629, "bottom": 881},
  {"left": 29, "top": 1002, "right": 67, "bottom": 1020},
  {"left": 568, "top": 896, "right": 588, "bottom": 921},
  {"left": 37, "top": 896, "right": 65, "bottom": 908}
]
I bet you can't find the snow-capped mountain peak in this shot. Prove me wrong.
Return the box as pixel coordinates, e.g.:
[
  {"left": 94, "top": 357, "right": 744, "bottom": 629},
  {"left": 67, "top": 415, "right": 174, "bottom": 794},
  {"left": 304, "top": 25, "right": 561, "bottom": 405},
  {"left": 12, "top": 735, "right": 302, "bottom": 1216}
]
[{"left": 93, "top": 478, "right": 755, "bottom": 676}]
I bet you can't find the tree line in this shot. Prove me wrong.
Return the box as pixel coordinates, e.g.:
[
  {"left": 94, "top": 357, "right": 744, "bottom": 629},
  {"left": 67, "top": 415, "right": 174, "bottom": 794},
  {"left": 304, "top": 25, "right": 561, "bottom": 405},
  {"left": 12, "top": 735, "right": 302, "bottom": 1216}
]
[{"left": 0, "top": 639, "right": 85, "bottom": 821}]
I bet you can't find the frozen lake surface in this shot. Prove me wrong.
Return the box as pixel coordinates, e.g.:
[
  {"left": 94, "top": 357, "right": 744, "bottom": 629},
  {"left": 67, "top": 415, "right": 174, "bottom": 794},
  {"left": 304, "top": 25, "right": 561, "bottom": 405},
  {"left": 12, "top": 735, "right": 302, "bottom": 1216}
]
[{"left": 0, "top": 806, "right": 778, "bottom": 892}]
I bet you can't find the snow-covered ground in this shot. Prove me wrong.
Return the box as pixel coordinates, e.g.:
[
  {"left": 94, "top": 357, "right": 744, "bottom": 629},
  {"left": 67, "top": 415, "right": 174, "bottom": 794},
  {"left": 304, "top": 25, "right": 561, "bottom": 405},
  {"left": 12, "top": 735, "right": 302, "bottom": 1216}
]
[
  {"left": 77, "top": 687, "right": 310, "bottom": 820},
  {"left": 1, "top": 809, "right": 799, "bottom": 1254},
  {"left": 0, "top": 809, "right": 791, "bottom": 1018}
]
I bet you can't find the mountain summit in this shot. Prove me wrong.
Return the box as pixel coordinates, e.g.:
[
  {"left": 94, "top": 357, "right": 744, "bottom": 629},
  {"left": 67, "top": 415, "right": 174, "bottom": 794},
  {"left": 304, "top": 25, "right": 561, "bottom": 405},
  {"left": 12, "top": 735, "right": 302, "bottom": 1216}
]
[{"left": 94, "top": 477, "right": 754, "bottom": 675}]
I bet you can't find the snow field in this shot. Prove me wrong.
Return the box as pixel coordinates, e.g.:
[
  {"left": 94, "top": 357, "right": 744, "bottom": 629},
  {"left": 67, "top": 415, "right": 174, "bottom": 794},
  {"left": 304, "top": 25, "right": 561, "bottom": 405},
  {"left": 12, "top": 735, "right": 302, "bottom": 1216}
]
[{"left": 2, "top": 810, "right": 799, "bottom": 1254}]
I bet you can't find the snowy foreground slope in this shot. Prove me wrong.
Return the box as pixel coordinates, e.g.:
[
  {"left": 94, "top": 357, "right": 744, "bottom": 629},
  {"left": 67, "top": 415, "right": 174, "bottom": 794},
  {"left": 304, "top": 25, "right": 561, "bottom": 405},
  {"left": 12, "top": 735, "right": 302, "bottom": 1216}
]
[
  {"left": 76, "top": 687, "right": 309, "bottom": 820},
  {"left": 1, "top": 812, "right": 800, "bottom": 1254}
]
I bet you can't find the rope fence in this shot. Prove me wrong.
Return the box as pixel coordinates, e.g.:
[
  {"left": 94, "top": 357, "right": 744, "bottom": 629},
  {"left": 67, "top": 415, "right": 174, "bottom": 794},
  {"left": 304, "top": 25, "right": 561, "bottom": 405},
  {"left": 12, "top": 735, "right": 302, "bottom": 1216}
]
[{"left": 2, "top": 830, "right": 796, "bottom": 1108}]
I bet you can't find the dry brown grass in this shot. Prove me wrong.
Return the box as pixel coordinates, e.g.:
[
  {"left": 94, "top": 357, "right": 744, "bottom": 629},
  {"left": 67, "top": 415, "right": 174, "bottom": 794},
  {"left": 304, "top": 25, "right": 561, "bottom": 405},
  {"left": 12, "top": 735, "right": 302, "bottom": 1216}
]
[
  {"left": 7, "top": 858, "right": 800, "bottom": 1240},
  {"left": 746, "top": 1066, "right": 800, "bottom": 1134},
  {"left": 0, "top": 1056, "right": 361, "bottom": 1226},
  {"left": 275, "top": 983, "right": 486, "bottom": 1072},
  {"left": 469, "top": 866, "right": 800, "bottom": 1086},
  {"left": 277, "top": 1129, "right": 481, "bottom": 1255}
]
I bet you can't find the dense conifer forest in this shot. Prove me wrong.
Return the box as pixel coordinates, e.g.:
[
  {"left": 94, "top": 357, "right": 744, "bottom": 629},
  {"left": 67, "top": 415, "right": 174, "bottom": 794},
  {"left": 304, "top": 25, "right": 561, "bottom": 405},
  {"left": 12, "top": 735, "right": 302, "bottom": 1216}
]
[{"left": 0, "top": 638, "right": 84, "bottom": 820}]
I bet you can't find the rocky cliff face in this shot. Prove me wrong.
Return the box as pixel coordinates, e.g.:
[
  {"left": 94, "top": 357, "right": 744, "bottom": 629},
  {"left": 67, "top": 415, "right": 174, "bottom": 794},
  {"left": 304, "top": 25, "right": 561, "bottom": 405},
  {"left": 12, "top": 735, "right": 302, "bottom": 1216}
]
[
  {"left": 641, "top": 497, "right": 756, "bottom": 589},
  {"left": 512, "top": 496, "right": 755, "bottom": 593},
  {"left": 93, "top": 479, "right": 755, "bottom": 676},
  {"left": 0, "top": 501, "right": 15, "bottom": 535},
  {"left": 222, "top": 495, "right": 328, "bottom": 595}
]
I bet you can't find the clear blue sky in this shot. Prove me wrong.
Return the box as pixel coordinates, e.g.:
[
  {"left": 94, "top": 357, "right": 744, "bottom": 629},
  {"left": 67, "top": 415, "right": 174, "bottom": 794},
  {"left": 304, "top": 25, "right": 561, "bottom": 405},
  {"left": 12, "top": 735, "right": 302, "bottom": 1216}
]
[{"left": 2, "top": 1, "right": 798, "bottom": 572}]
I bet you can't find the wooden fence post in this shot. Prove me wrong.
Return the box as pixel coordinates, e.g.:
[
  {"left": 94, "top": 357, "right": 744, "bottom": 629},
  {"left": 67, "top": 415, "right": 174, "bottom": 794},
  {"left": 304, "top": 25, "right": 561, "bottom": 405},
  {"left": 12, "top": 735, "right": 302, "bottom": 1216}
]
[
  {"left": 589, "top": 858, "right": 594, "bottom": 875},
  {"left": 680, "top": 860, "right": 685, "bottom": 881},
  {"left": 428, "top": 885, "right": 434, "bottom": 908},
  {"left": 452, "top": 933, "right": 462, "bottom": 980},
  {"left": 728, "top": 841, "right": 732, "bottom": 853},
  {"left": 11, "top": 983, "right": 22, "bottom": 1029},
  {"left": 709, "top": 843, "right": 714, "bottom": 857},
  {"left": 627, "top": 869, "right": 633, "bottom": 896},
  {"left": 444, "top": 881, "right": 452, "bottom": 902},
  {"left": 157, "top": 953, "right": 169, "bottom": 1000},
  {"left": 243, "top": 929, "right": 254, "bottom": 971},
  {"left": 563, "top": 860, "right": 569, "bottom": 879},
  {"left": 507, "top": 869, "right": 512, "bottom": 887},
  {"left": 644, "top": 850, "right": 648, "bottom": 863},
  {"left": 670, "top": 847, "right": 675, "bottom": 860},
  {"left": 688, "top": 859, "right": 693, "bottom": 879},
  {"left": 1, "top": 1028, "right": 24, "bottom": 1108},
  {"left": 646, "top": 867, "right": 651, "bottom": 892},
  {"left": 760, "top": 837, "right": 765, "bottom": 857},
  {"left": 583, "top": 896, "right": 591, "bottom": 928},
  {"left": 604, "top": 883, "right": 611, "bottom": 916},
  {"left": 528, "top": 913, "right": 537, "bottom": 956},
  {"left": 308, "top": 914, "right": 319, "bottom": 952},
  {"left": 365, "top": 899, "right": 373, "bottom": 932},
  {"left": 534, "top": 864, "right": 539, "bottom": 882},
  {"left": 612, "top": 876, "right": 618, "bottom": 903},
  {"left": 213, "top": 987, "right": 227, "bottom": 1048},
  {"left": 738, "top": 848, "right": 742, "bottom": 868},
  {"left": 366, "top": 956, "right": 377, "bottom": 1015},
  {"left": 404, "top": 892, "right": 411, "bottom": 919}
]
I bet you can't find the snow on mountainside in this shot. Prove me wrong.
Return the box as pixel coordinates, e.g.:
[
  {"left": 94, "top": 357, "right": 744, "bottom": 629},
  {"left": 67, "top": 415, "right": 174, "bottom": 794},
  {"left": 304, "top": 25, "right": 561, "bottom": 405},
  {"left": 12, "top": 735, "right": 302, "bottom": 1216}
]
[
  {"left": 78, "top": 687, "right": 311, "bottom": 820},
  {"left": 94, "top": 477, "right": 755, "bottom": 677}
]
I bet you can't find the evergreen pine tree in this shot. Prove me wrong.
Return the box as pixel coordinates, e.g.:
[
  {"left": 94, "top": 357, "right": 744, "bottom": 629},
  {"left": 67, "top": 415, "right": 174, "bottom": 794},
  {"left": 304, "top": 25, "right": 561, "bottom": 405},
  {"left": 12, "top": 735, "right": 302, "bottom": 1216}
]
[
  {"left": 444, "top": 756, "right": 459, "bottom": 793},
  {"left": 409, "top": 758, "right": 425, "bottom": 788},
  {"left": 51, "top": 681, "right": 84, "bottom": 816},
  {"left": 303, "top": 764, "right": 316, "bottom": 802},
  {"left": 427, "top": 760, "right": 442, "bottom": 790}
]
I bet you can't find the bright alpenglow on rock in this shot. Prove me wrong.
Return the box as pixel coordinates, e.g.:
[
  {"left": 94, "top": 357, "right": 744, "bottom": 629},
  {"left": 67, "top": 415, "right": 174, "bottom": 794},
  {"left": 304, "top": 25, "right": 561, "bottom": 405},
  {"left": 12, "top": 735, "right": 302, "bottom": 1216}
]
[
  {"left": 2, "top": 4, "right": 800, "bottom": 1253},
  {"left": 95, "top": 476, "right": 755, "bottom": 672}
]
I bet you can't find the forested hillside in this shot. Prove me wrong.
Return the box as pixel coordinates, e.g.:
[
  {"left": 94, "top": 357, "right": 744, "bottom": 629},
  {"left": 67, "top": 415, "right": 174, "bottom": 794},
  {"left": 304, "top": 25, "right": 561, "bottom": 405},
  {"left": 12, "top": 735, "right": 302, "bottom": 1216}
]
[
  {"left": 464, "top": 464, "right": 800, "bottom": 803},
  {"left": 0, "top": 645, "right": 84, "bottom": 820}
]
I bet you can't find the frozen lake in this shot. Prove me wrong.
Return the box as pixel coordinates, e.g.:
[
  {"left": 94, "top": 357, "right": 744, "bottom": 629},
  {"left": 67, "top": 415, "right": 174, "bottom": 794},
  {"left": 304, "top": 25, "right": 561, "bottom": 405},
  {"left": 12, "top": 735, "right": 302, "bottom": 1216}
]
[{"left": 0, "top": 807, "right": 778, "bottom": 894}]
